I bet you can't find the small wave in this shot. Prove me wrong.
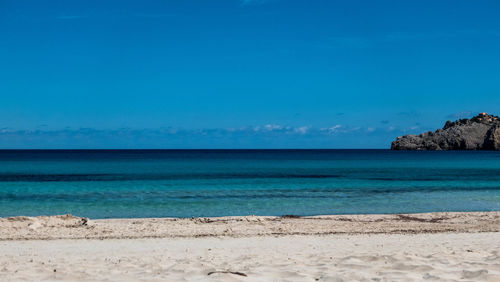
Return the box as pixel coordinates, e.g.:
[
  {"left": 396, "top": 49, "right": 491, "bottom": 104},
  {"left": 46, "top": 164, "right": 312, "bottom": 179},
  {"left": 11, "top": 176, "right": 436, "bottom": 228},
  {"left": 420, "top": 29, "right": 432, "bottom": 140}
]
[{"left": 0, "top": 173, "right": 343, "bottom": 182}]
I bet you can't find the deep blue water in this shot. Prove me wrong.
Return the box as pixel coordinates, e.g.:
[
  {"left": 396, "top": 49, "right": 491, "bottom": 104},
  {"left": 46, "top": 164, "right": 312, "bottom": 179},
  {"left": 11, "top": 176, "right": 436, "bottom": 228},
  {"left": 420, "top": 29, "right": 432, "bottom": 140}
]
[{"left": 0, "top": 150, "right": 499, "bottom": 219}]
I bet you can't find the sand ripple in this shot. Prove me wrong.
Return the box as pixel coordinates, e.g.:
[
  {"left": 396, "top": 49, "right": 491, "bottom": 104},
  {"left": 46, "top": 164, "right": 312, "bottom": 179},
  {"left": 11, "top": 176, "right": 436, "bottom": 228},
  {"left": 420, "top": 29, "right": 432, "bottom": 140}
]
[{"left": 0, "top": 233, "right": 499, "bottom": 281}]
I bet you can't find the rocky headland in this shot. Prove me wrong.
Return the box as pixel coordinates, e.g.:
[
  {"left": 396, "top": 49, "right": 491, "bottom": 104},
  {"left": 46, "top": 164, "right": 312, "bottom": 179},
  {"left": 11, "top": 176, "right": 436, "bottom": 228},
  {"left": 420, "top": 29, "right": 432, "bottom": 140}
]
[{"left": 391, "top": 113, "right": 500, "bottom": 150}]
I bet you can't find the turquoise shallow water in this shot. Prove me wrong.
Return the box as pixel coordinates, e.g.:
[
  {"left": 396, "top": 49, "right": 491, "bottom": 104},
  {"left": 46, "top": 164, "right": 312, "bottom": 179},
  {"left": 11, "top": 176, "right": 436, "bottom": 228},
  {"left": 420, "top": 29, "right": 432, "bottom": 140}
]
[{"left": 0, "top": 150, "right": 499, "bottom": 219}]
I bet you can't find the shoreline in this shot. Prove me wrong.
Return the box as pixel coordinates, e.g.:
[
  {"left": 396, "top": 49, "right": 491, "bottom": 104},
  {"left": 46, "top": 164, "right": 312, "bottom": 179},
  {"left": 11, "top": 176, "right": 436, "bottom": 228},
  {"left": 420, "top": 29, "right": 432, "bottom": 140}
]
[{"left": 1, "top": 211, "right": 499, "bottom": 241}]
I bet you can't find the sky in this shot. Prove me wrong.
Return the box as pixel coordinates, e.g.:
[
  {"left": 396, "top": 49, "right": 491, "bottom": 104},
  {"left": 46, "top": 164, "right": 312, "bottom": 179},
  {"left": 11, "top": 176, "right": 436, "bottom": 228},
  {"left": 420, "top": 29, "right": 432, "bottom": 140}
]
[{"left": 1, "top": 0, "right": 499, "bottom": 148}]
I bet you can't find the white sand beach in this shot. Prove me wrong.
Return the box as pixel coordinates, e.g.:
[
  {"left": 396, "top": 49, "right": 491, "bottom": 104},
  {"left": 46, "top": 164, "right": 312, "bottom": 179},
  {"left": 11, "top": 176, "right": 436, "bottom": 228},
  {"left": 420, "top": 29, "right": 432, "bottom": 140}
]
[{"left": 1, "top": 212, "right": 499, "bottom": 281}]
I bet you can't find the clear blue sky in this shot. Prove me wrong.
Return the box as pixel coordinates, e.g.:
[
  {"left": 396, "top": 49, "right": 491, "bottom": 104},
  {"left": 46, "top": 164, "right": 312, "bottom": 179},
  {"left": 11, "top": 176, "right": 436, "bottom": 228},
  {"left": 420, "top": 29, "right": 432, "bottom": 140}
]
[{"left": 1, "top": 0, "right": 499, "bottom": 148}]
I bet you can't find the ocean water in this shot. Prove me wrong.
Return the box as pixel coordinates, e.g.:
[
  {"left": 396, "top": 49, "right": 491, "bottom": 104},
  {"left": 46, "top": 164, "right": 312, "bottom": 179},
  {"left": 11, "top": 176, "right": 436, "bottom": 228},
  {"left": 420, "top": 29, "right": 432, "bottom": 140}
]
[{"left": 0, "top": 150, "right": 499, "bottom": 219}]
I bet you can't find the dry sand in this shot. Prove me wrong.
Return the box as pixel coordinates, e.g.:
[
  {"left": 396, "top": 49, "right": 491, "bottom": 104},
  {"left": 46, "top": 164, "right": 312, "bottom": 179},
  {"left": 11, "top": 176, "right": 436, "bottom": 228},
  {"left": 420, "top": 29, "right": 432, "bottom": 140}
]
[
  {"left": 1, "top": 212, "right": 499, "bottom": 240},
  {"left": 1, "top": 212, "right": 499, "bottom": 281}
]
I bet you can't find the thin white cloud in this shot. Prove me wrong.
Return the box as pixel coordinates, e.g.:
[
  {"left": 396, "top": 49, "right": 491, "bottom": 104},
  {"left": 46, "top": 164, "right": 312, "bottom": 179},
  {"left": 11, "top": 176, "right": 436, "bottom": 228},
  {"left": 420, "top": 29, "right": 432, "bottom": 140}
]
[
  {"left": 264, "top": 124, "right": 283, "bottom": 131},
  {"left": 0, "top": 123, "right": 409, "bottom": 148},
  {"left": 321, "top": 125, "right": 343, "bottom": 134},
  {"left": 294, "top": 126, "right": 309, "bottom": 135},
  {"left": 0, "top": 123, "right": 405, "bottom": 145},
  {"left": 366, "top": 127, "right": 376, "bottom": 133}
]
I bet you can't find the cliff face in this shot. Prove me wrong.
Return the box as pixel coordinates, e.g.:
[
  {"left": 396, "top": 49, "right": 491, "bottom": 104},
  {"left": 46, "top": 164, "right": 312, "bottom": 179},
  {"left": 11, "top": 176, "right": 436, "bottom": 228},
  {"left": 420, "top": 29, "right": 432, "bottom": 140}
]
[{"left": 391, "top": 113, "right": 500, "bottom": 150}]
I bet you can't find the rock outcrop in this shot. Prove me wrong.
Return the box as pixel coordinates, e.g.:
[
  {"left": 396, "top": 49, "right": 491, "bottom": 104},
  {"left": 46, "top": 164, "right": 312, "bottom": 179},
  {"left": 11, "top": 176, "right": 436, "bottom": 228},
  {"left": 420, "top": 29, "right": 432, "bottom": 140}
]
[{"left": 391, "top": 113, "right": 500, "bottom": 150}]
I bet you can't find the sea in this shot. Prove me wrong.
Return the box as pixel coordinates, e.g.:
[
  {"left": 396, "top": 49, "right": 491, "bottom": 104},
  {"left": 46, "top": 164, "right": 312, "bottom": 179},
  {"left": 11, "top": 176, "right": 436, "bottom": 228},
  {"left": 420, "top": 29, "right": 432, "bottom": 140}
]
[{"left": 0, "top": 150, "right": 499, "bottom": 219}]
